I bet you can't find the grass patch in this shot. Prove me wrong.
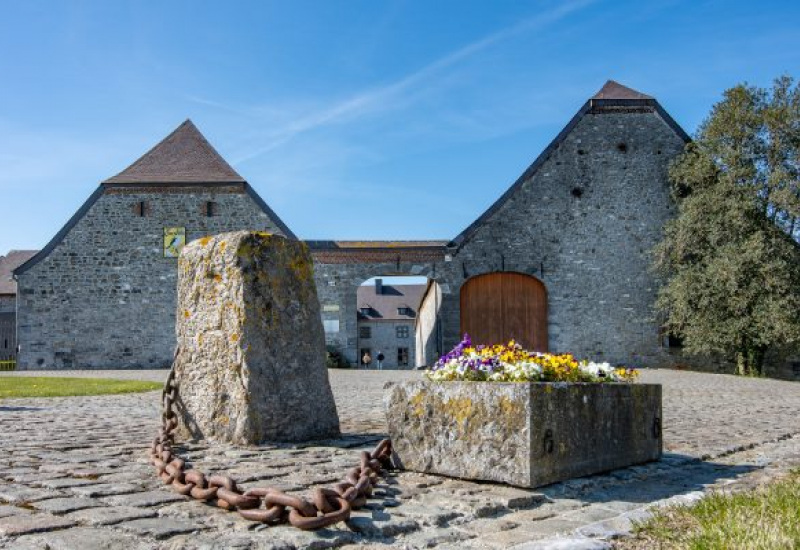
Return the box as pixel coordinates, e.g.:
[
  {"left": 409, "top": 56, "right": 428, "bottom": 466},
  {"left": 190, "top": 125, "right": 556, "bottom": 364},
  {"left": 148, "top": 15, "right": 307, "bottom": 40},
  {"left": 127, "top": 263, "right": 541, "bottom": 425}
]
[
  {"left": 621, "top": 469, "right": 800, "bottom": 549},
  {"left": 0, "top": 376, "right": 162, "bottom": 398}
]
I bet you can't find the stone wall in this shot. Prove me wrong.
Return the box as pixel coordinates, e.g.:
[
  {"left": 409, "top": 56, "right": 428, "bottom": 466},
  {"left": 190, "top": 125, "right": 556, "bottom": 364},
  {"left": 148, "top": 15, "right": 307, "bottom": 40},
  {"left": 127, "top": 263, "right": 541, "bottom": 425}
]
[
  {"left": 312, "top": 260, "right": 439, "bottom": 365},
  {"left": 356, "top": 320, "right": 416, "bottom": 369},
  {"left": 415, "top": 283, "right": 442, "bottom": 367},
  {"left": 16, "top": 185, "right": 286, "bottom": 369},
  {"left": 437, "top": 107, "right": 686, "bottom": 366},
  {"left": 0, "top": 295, "right": 14, "bottom": 314}
]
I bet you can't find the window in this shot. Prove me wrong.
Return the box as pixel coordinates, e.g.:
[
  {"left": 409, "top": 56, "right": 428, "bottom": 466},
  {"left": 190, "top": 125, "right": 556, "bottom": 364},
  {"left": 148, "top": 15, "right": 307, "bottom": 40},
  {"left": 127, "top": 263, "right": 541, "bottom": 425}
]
[
  {"left": 397, "top": 307, "right": 413, "bottom": 316},
  {"left": 322, "top": 319, "right": 339, "bottom": 333},
  {"left": 206, "top": 201, "right": 216, "bottom": 217},
  {"left": 397, "top": 347, "right": 409, "bottom": 367},
  {"left": 359, "top": 307, "right": 372, "bottom": 317},
  {"left": 134, "top": 201, "right": 147, "bottom": 217},
  {"left": 359, "top": 326, "right": 371, "bottom": 339},
  {"left": 396, "top": 325, "right": 409, "bottom": 339}
]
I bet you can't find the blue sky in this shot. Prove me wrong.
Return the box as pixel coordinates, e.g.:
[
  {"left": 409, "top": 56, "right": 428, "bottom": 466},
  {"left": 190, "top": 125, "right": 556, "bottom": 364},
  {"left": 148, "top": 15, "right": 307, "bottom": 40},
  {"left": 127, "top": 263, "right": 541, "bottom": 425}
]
[{"left": 1, "top": 0, "right": 798, "bottom": 254}]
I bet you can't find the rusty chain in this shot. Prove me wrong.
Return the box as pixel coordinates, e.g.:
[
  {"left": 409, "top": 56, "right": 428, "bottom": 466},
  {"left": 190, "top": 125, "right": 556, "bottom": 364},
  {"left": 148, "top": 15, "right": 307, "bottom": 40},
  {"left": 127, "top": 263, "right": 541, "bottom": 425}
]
[{"left": 149, "top": 355, "right": 394, "bottom": 530}]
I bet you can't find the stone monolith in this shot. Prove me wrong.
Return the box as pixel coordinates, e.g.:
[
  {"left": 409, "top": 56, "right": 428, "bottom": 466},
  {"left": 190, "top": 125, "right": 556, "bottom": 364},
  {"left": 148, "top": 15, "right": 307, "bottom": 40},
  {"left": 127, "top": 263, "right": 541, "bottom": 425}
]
[{"left": 173, "top": 231, "right": 340, "bottom": 443}]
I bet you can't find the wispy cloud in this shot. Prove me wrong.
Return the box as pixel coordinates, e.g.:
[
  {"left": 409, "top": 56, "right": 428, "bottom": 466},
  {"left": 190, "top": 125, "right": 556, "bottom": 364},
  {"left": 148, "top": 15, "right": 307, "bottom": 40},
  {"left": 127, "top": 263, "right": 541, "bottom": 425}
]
[{"left": 212, "top": 0, "right": 596, "bottom": 164}]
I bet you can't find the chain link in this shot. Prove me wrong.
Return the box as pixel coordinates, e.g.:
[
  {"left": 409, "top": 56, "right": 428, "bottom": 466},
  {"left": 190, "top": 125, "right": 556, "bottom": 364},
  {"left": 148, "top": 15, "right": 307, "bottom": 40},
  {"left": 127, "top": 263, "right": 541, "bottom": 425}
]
[{"left": 149, "top": 350, "right": 394, "bottom": 530}]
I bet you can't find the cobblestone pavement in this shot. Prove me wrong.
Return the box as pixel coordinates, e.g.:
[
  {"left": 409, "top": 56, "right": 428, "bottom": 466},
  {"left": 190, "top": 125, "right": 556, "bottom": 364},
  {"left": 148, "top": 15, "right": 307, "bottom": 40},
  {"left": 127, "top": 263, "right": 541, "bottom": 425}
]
[{"left": 1, "top": 369, "right": 800, "bottom": 549}]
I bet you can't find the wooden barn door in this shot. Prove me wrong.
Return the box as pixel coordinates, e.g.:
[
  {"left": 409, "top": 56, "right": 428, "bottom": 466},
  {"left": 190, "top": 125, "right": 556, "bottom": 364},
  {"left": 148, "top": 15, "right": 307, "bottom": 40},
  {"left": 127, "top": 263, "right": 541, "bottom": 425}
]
[{"left": 460, "top": 272, "right": 548, "bottom": 352}]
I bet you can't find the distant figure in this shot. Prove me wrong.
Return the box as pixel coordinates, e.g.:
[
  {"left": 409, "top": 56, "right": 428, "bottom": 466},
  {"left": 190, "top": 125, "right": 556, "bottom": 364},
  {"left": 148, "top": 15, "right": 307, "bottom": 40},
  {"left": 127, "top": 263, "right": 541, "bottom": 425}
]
[
  {"left": 376, "top": 351, "right": 385, "bottom": 370},
  {"left": 362, "top": 352, "right": 372, "bottom": 369}
]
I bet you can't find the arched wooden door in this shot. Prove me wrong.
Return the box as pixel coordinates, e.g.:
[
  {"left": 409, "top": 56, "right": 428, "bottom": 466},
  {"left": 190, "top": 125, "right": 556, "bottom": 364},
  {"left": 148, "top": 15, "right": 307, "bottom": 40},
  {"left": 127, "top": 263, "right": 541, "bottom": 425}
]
[{"left": 460, "top": 272, "right": 548, "bottom": 352}]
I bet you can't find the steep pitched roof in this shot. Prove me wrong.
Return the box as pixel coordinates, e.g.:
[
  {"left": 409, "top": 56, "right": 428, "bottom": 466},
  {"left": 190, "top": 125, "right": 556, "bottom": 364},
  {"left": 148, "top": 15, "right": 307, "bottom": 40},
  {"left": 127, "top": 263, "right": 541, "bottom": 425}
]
[
  {"left": 449, "top": 80, "right": 689, "bottom": 247},
  {"left": 592, "top": 80, "right": 653, "bottom": 100},
  {"left": 357, "top": 283, "right": 428, "bottom": 322},
  {"left": 103, "top": 120, "right": 246, "bottom": 184},
  {"left": 0, "top": 250, "right": 38, "bottom": 294}
]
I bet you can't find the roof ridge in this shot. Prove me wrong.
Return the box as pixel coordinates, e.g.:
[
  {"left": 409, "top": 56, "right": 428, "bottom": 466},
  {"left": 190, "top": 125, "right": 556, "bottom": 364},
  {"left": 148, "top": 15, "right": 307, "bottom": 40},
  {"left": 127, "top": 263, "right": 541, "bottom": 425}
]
[
  {"left": 592, "top": 80, "right": 653, "bottom": 100},
  {"left": 103, "top": 119, "right": 246, "bottom": 184}
]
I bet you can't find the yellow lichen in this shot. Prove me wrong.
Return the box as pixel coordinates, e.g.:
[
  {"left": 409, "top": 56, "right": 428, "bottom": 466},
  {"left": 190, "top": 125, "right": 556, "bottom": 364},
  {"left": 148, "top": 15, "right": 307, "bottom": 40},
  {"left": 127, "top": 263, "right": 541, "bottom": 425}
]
[{"left": 199, "top": 236, "right": 212, "bottom": 247}]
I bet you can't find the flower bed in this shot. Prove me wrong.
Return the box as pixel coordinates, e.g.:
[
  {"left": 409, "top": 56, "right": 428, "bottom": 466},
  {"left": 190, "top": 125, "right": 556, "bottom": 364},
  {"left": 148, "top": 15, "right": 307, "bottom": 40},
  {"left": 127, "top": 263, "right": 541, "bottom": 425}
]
[
  {"left": 385, "top": 335, "right": 661, "bottom": 488},
  {"left": 426, "top": 334, "right": 638, "bottom": 383}
]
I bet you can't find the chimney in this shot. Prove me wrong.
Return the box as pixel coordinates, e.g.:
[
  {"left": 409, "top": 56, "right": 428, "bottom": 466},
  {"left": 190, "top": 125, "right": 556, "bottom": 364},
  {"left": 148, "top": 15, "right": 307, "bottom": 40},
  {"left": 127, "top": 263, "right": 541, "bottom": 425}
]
[{"left": 375, "top": 278, "right": 383, "bottom": 295}]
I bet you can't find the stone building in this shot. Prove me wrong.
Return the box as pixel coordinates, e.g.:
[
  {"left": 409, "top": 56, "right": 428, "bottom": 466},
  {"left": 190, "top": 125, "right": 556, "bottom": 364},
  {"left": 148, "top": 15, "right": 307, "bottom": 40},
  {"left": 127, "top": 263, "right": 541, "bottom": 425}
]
[
  {"left": 20, "top": 80, "right": 787, "bottom": 373},
  {"left": 0, "top": 250, "right": 37, "bottom": 362},
  {"left": 355, "top": 279, "right": 426, "bottom": 369},
  {"left": 13, "top": 120, "right": 294, "bottom": 369}
]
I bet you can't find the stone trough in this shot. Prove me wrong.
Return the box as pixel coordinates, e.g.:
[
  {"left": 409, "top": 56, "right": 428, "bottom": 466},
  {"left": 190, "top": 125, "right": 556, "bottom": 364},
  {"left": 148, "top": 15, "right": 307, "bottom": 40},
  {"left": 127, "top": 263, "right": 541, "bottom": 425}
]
[{"left": 385, "top": 381, "right": 662, "bottom": 488}]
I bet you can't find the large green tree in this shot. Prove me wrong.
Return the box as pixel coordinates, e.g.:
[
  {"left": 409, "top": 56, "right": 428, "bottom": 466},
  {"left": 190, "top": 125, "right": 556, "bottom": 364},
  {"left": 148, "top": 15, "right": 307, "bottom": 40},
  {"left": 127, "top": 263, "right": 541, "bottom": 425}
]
[{"left": 655, "top": 77, "right": 800, "bottom": 375}]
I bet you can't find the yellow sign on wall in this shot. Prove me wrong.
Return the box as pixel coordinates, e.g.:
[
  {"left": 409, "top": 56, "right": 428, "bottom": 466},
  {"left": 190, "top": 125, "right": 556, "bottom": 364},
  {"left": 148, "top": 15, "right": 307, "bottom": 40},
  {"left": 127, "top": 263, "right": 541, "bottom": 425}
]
[{"left": 163, "top": 227, "right": 186, "bottom": 258}]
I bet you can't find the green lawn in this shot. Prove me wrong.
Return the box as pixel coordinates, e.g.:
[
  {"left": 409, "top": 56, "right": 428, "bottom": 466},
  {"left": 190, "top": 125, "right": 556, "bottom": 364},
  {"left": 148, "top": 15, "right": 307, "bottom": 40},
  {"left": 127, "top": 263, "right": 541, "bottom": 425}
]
[
  {"left": 621, "top": 469, "right": 800, "bottom": 549},
  {"left": 0, "top": 376, "right": 163, "bottom": 398}
]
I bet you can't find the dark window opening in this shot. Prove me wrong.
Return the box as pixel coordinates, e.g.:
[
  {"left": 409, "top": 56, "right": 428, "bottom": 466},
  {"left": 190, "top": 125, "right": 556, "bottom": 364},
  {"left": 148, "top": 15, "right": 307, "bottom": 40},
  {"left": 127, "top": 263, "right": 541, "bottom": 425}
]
[
  {"left": 396, "top": 325, "right": 409, "bottom": 339},
  {"left": 617, "top": 142, "right": 628, "bottom": 153},
  {"left": 3, "top": 339, "right": 7, "bottom": 349},
  {"left": 397, "top": 347, "right": 409, "bottom": 367},
  {"left": 397, "top": 307, "right": 413, "bottom": 316},
  {"left": 206, "top": 201, "right": 215, "bottom": 217},
  {"left": 359, "top": 326, "right": 371, "bottom": 339},
  {"left": 577, "top": 149, "right": 586, "bottom": 155},
  {"left": 135, "top": 201, "right": 146, "bottom": 217},
  {"left": 664, "top": 333, "right": 683, "bottom": 349},
  {"left": 359, "top": 307, "right": 372, "bottom": 317},
  {"left": 571, "top": 187, "right": 584, "bottom": 198}
]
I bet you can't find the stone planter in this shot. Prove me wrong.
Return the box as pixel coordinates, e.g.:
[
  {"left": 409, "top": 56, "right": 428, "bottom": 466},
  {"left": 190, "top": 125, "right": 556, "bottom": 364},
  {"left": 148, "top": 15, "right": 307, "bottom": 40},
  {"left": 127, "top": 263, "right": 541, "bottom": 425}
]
[{"left": 385, "top": 381, "right": 661, "bottom": 488}]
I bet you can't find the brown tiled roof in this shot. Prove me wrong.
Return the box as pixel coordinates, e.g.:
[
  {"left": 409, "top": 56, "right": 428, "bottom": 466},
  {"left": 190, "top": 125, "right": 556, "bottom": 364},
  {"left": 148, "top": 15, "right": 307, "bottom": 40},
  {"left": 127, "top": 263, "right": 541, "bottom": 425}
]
[
  {"left": 103, "top": 120, "right": 246, "bottom": 184},
  {"left": 592, "top": 80, "right": 653, "bottom": 100},
  {"left": 357, "top": 283, "right": 428, "bottom": 322},
  {"left": 0, "top": 250, "right": 38, "bottom": 295}
]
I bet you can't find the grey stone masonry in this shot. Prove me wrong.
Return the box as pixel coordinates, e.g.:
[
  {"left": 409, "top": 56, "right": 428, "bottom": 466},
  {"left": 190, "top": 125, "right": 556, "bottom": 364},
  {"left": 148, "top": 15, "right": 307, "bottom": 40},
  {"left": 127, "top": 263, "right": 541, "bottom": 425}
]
[
  {"left": 386, "top": 381, "right": 662, "bottom": 488},
  {"left": 173, "top": 231, "right": 340, "bottom": 443},
  {"left": 15, "top": 184, "right": 287, "bottom": 369},
  {"left": 437, "top": 106, "right": 687, "bottom": 366}
]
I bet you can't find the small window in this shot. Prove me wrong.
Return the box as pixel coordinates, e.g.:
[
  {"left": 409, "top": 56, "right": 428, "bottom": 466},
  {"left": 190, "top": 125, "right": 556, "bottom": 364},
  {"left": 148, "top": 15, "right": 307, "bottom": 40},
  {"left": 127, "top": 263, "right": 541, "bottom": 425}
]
[
  {"left": 359, "top": 307, "right": 372, "bottom": 317},
  {"left": 206, "top": 201, "right": 215, "bottom": 217},
  {"left": 3, "top": 339, "right": 7, "bottom": 349},
  {"left": 396, "top": 325, "right": 409, "bottom": 339},
  {"left": 397, "top": 347, "right": 409, "bottom": 367},
  {"left": 397, "top": 307, "right": 413, "bottom": 316},
  {"left": 323, "top": 319, "right": 339, "bottom": 333},
  {"left": 134, "top": 201, "right": 147, "bottom": 217},
  {"left": 359, "top": 326, "right": 371, "bottom": 339}
]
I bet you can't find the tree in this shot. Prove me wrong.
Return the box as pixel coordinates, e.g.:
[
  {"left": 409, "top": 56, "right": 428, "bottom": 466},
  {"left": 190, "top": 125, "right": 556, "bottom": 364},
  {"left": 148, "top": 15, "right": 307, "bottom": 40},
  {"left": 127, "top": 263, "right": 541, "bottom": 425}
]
[{"left": 655, "top": 77, "right": 800, "bottom": 375}]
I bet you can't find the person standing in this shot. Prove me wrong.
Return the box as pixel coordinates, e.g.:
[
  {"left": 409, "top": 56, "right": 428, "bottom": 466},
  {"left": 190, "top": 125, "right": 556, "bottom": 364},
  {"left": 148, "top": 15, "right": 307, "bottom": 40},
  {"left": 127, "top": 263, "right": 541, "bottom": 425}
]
[
  {"left": 362, "top": 351, "right": 372, "bottom": 369},
  {"left": 376, "top": 351, "right": 385, "bottom": 370}
]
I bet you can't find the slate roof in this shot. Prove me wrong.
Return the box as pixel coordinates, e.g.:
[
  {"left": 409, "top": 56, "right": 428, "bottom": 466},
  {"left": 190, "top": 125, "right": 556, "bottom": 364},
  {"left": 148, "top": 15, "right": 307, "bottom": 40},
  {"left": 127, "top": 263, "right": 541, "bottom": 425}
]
[
  {"left": 0, "top": 250, "right": 39, "bottom": 295},
  {"left": 103, "top": 120, "right": 246, "bottom": 184},
  {"left": 357, "top": 283, "right": 428, "bottom": 322},
  {"left": 592, "top": 80, "right": 653, "bottom": 100}
]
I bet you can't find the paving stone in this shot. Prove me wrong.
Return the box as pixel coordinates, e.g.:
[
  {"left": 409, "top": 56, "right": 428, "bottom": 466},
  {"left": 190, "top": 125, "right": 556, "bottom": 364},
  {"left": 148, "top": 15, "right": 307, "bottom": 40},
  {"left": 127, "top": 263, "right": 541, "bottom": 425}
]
[
  {"left": 36, "top": 478, "right": 102, "bottom": 490},
  {"left": 12, "top": 526, "right": 157, "bottom": 550},
  {"left": 32, "top": 497, "right": 101, "bottom": 515},
  {"left": 0, "top": 504, "right": 33, "bottom": 518},
  {"left": 0, "top": 486, "right": 63, "bottom": 504},
  {"left": 65, "top": 505, "right": 157, "bottom": 526},
  {"left": 116, "top": 517, "right": 204, "bottom": 539},
  {"left": 70, "top": 483, "right": 142, "bottom": 498},
  {"left": 346, "top": 514, "right": 419, "bottom": 537},
  {"left": 0, "top": 513, "right": 77, "bottom": 536},
  {"left": 100, "top": 490, "right": 186, "bottom": 507},
  {"left": 510, "top": 537, "right": 612, "bottom": 549}
]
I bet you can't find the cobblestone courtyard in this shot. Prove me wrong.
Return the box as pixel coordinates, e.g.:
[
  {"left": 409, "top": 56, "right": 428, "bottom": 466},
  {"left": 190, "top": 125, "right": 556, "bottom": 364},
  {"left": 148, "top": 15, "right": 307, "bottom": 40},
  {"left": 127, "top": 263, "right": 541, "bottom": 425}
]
[{"left": 2, "top": 369, "right": 800, "bottom": 549}]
